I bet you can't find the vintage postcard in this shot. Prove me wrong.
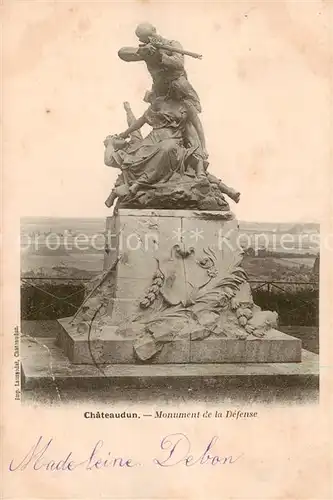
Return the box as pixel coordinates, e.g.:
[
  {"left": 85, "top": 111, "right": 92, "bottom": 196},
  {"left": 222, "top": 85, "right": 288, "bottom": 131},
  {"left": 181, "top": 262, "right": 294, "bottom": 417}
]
[{"left": 1, "top": 1, "right": 332, "bottom": 499}]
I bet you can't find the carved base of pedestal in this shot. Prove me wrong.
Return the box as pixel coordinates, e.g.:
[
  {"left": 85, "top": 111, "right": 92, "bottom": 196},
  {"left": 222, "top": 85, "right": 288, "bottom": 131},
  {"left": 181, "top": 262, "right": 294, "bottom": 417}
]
[
  {"left": 57, "top": 210, "right": 302, "bottom": 365},
  {"left": 57, "top": 317, "right": 301, "bottom": 365}
]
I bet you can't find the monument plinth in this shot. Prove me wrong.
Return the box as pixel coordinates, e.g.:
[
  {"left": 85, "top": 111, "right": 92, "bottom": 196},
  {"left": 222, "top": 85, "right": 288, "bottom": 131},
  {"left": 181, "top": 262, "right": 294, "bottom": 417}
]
[{"left": 57, "top": 210, "right": 302, "bottom": 365}]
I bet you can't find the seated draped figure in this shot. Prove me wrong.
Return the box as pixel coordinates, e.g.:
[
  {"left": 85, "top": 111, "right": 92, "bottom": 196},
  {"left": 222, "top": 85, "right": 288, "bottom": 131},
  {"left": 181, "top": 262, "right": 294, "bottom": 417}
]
[{"left": 103, "top": 98, "right": 240, "bottom": 209}]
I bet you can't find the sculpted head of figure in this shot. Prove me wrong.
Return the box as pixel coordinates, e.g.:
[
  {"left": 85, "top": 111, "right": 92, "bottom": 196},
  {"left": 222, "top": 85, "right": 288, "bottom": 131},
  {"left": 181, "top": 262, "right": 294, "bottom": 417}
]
[{"left": 135, "top": 22, "right": 157, "bottom": 43}]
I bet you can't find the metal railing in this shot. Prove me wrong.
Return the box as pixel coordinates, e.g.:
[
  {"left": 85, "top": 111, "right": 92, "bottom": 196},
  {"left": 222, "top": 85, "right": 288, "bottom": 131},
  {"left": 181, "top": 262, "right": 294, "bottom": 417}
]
[
  {"left": 248, "top": 279, "right": 318, "bottom": 291},
  {"left": 21, "top": 276, "right": 89, "bottom": 319},
  {"left": 20, "top": 275, "right": 319, "bottom": 325}
]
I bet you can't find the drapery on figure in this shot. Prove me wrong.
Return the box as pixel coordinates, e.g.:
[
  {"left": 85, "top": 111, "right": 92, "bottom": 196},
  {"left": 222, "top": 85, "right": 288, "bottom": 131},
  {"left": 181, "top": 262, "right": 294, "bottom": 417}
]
[
  {"left": 118, "top": 23, "right": 208, "bottom": 161},
  {"left": 104, "top": 99, "right": 240, "bottom": 209},
  {"left": 104, "top": 97, "right": 195, "bottom": 207}
]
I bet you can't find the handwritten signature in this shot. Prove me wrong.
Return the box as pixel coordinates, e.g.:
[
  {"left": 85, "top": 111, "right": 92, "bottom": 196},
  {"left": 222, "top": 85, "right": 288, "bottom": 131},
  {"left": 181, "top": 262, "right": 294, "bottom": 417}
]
[{"left": 9, "top": 434, "right": 243, "bottom": 471}]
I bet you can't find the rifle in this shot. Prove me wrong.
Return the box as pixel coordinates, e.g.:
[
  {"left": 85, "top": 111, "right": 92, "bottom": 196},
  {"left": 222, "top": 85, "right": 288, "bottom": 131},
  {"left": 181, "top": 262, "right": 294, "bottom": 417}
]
[{"left": 146, "top": 36, "right": 202, "bottom": 60}]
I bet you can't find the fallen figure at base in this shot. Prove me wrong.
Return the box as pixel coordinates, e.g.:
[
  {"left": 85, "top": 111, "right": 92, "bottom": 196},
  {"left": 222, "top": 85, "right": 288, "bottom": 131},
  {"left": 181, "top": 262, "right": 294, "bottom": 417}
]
[{"left": 103, "top": 99, "right": 240, "bottom": 211}]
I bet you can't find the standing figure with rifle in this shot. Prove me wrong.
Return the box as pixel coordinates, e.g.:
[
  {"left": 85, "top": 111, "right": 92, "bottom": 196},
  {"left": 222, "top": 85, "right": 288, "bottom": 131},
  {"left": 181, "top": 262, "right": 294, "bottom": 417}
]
[{"left": 118, "top": 22, "right": 208, "bottom": 165}]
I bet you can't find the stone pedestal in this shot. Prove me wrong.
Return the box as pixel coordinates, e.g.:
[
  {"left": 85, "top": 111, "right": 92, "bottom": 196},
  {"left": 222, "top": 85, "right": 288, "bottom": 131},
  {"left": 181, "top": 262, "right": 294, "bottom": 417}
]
[
  {"left": 57, "top": 320, "right": 301, "bottom": 364},
  {"left": 102, "top": 209, "right": 236, "bottom": 325},
  {"left": 57, "top": 209, "right": 302, "bottom": 364}
]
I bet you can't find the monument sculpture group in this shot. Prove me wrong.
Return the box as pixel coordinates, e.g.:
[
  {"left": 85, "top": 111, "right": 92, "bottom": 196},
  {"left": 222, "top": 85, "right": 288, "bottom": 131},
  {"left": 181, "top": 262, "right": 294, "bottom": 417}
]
[{"left": 57, "top": 23, "right": 302, "bottom": 365}]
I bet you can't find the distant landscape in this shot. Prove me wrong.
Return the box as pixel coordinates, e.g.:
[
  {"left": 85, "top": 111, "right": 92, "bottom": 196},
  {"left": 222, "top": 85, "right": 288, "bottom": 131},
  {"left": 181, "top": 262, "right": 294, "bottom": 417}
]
[{"left": 21, "top": 217, "right": 320, "bottom": 283}]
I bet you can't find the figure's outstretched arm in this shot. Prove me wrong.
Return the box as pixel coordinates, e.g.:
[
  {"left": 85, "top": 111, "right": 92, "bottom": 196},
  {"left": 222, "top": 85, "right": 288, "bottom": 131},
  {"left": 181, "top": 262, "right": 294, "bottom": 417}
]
[
  {"left": 124, "top": 102, "right": 143, "bottom": 142},
  {"left": 160, "top": 45, "right": 184, "bottom": 70},
  {"left": 185, "top": 104, "right": 208, "bottom": 158},
  {"left": 118, "top": 114, "right": 147, "bottom": 138},
  {"left": 118, "top": 47, "right": 144, "bottom": 62}
]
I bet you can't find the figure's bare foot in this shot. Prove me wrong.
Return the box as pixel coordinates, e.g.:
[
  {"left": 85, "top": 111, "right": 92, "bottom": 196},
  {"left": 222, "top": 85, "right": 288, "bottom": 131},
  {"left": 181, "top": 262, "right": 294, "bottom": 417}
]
[
  {"left": 129, "top": 183, "right": 140, "bottom": 195},
  {"left": 197, "top": 171, "right": 207, "bottom": 179}
]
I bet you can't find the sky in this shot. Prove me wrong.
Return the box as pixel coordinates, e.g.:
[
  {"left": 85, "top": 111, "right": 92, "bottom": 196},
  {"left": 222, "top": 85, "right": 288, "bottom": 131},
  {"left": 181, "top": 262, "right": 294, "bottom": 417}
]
[{"left": 2, "top": 0, "right": 331, "bottom": 222}]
